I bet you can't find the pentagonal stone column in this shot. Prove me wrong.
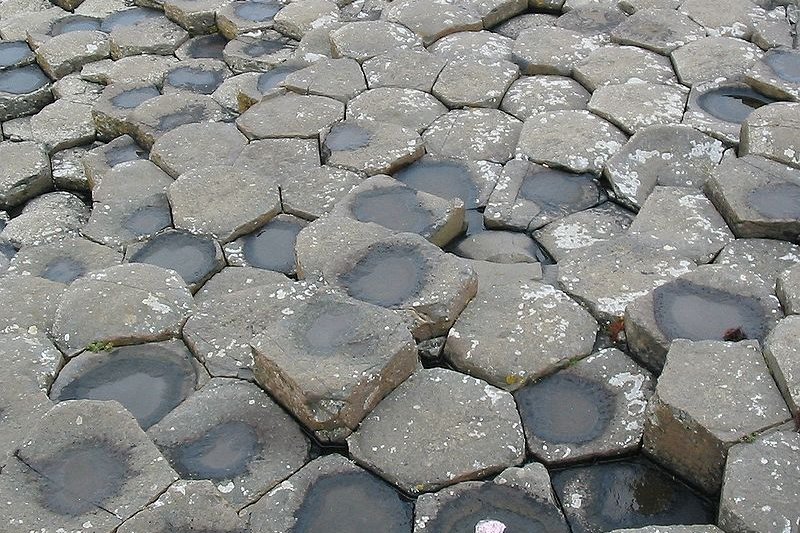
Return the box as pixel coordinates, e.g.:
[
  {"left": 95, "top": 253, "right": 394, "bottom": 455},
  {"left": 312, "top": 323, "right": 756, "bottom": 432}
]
[{"left": 763, "top": 315, "right": 800, "bottom": 415}]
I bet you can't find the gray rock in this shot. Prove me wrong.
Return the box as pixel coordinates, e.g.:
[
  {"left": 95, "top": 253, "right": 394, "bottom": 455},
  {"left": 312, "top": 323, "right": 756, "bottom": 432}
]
[
  {"left": 128, "top": 92, "right": 228, "bottom": 149},
  {"left": 746, "top": 48, "right": 800, "bottom": 101},
  {"left": 348, "top": 367, "right": 525, "bottom": 494},
  {"left": 0, "top": 275, "right": 65, "bottom": 334},
  {"left": 212, "top": 71, "right": 263, "bottom": 112},
  {"left": 610, "top": 527, "right": 723, "bottom": 533},
  {"left": 51, "top": 145, "right": 90, "bottom": 191},
  {"left": 223, "top": 34, "right": 298, "bottom": 74},
  {"left": 493, "top": 13, "right": 560, "bottom": 39},
  {"left": 168, "top": 165, "right": 281, "bottom": 242},
  {"left": 2, "top": 191, "right": 90, "bottom": 248},
  {"left": 91, "top": 82, "right": 161, "bottom": 139},
  {"left": 0, "top": 400, "right": 177, "bottom": 533},
  {"left": 501, "top": 75, "right": 590, "bottom": 121},
  {"left": 98, "top": 54, "right": 179, "bottom": 86},
  {"left": 346, "top": 87, "right": 447, "bottom": 133},
  {"left": 273, "top": 0, "right": 338, "bottom": 40},
  {"left": 444, "top": 260, "right": 598, "bottom": 389},
  {"left": 193, "top": 266, "right": 288, "bottom": 305},
  {"left": 382, "top": 0, "right": 482, "bottom": 45},
  {"left": 236, "top": 92, "right": 343, "bottom": 139},
  {"left": 449, "top": 227, "right": 548, "bottom": 266},
  {"left": 51, "top": 263, "right": 194, "bottom": 355},
  {"left": 588, "top": 82, "right": 688, "bottom": 135},
  {"left": 8, "top": 236, "right": 122, "bottom": 284},
  {"left": 423, "top": 108, "right": 522, "bottom": 163},
  {"left": 392, "top": 155, "right": 501, "bottom": 209},
  {"left": 0, "top": 330, "right": 63, "bottom": 393},
  {"left": 362, "top": 49, "right": 446, "bottom": 92},
  {"left": 433, "top": 58, "right": 519, "bottom": 109},
  {"left": 52, "top": 73, "right": 104, "bottom": 105},
  {"left": 714, "top": 238, "right": 800, "bottom": 286},
  {"left": 0, "top": 140, "right": 51, "bottom": 208},
  {"left": 516, "top": 109, "right": 627, "bottom": 174},
  {"left": 513, "top": 26, "right": 599, "bottom": 76},
  {"left": 252, "top": 287, "right": 416, "bottom": 441},
  {"left": 216, "top": 0, "right": 282, "bottom": 38},
  {"left": 162, "top": 58, "right": 231, "bottom": 95},
  {"left": 222, "top": 214, "right": 306, "bottom": 275},
  {"left": 604, "top": 124, "right": 724, "bottom": 209},
  {"left": 0, "top": 64, "right": 53, "bottom": 122},
  {"left": 671, "top": 36, "right": 763, "bottom": 87},
  {"left": 280, "top": 165, "right": 362, "bottom": 219},
  {"left": 751, "top": 11, "right": 794, "bottom": 50},
  {"left": 678, "top": 0, "right": 765, "bottom": 39},
  {"left": 763, "top": 315, "right": 800, "bottom": 414},
  {"left": 777, "top": 264, "right": 799, "bottom": 314},
  {"left": 741, "top": 102, "right": 800, "bottom": 170},
  {"left": 719, "top": 431, "right": 800, "bottom": 533},
  {"left": 428, "top": 30, "right": 514, "bottom": 62},
  {"left": 643, "top": 339, "right": 790, "bottom": 494},
  {"left": 330, "top": 20, "right": 423, "bottom": 62},
  {"left": 150, "top": 121, "right": 247, "bottom": 178},
  {"left": 322, "top": 119, "right": 424, "bottom": 176},
  {"left": 109, "top": 14, "right": 188, "bottom": 59},
  {"left": 163, "top": 0, "right": 231, "bottom": 33},
  {"left": 233, "top": 137, "right": 319, "bottom": 176},
  {"left": 610, "top": 8, "right": 705, "bottom": 55},
  {"left": 0, "top": 378, "right": 51, "bottom": 463},
  {"left": 29, "top": 99, "right": 96, "bottom": 152},
  {"left": 35, "top": 30, "right": 110, "bottom": 79},
  {"left": 282, "top": 57, "right": 366, "bottom": 102}
]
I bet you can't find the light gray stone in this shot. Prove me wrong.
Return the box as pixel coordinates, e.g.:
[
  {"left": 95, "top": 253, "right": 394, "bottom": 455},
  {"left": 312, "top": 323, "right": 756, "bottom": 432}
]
[
  {"left": 99, "top": 54, "right": 178, "bottom": 86},
  {"left": 150, "top": 121, "right": 247, "bottom": 178},
  {"left": 330, "top": 20, "right": 423, "bottom": 62},
  {"left": 52, "top": 73, "right": 105, "bottom": 106},
  {"left": 29, "top": 99, "right": 95, "bottom": 153},
  {"left": 432, "top": 58, "right": 518, "bottom": 109},
  {"left": 236, "top": 92, "right": 343, "bottom": 139},
  {"left": 109, "top": 14, "right": 188, "bottom": 58},
  {"left": 678, "top": 0, "right": 765, "bottom": 39},
  {"left": 280, "top": 165, "right": 362, "bottom": 219},
  {"left": 428, "top": 30, "right": 513, "bottom": 61},
  {"left": 0, "top": 140, "right": 51, "bottom": 208},
  {"left": 8, "top": 236, "right": 122, "bottom": 284},
  {"left": 671, "top": 36, "right": 763, "bottom": 86},
  {"left": 233, "top": 137, "right": 319, "bottom": 178},
  {"left": 513, "top": 26, "right": 599, "bottom": 76},
  {"left": 501, "top": 75, "right": 590, "bottom": 121},
  {"left": 777, "top": 264, "right": 800, "bottom": 314},
  {"left": 163, "top": 0, "right": 232, "bottom": 33},
  {"left": 273, "top": 0, "right": 338, "bottom": 40},
  {"left": 588, "top": 82, "right": 688, "bottom": 135},
  {"left": 223, "top": 34, "right": 298, "bottom": 74},
  {"left": 0, "top": 64, "right": 53, "bottom": 122},
  {"left": 493, "top": 13, "right": 560, "bottom": 39},
  {"left": 193, "top": 266, "right": 288, "bottom": 305},
  {"left": 763, "top": 315, "right": 800, "bottom": 414},
  {"left": 382, "top": 0, "right": 482, "bottom": 45},
  {"left": 127, "top": 92, "right": 228, "bottom": 149},
  {"left": 392, "top": 155, "right": 501, "bottom": 209},
  {"left": 216, "top": 0, "right": 283, "bottom": 38},
  {"left": 0, "top": 275, "right": 65, "bottom": 334},
  {"left": 51, "top": 145, "right": 90, "bottom": 191},
  {"left": 346, "top": 87, "right": 447, "bottom": 133},
  {"left": 282, "top": 57, "right": 366, "bottom": 102},
  {"left": 91, "top": 82, "right": 161, "bottom": 140},
  {"left": 714, "top": 238, "right": 800, "bottom": 286},
  {"left": 423, "top": 108, "right": 522, "bottom": 163},
  {"left": 35, "top": 30, "right": 110, "bottom": 79},
  {"left": 610, "top": 8, "right": 705, "bottom": 55},
  {"left": 741, "top": 101, "right": 800, "bottom": 169},
  {"left": 322, "top": 119, "right": 424, "bottom": 175},
  {"left": 746, "top": 48, "right": 800, "bottom": 102},
  {"left": 2, "top": 191, "right": 89, "bottom": 248},
  {"left": 362, "top": 49, "right": 446, "bottom": 92}
]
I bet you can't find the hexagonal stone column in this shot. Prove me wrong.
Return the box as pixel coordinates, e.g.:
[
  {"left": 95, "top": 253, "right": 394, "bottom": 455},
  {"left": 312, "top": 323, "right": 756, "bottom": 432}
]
[
  {"left": 746, "top": 48, "right": 800, "bottom": 101},
  {"left": 423, "top": 108, "right": 522, "bottom": 163},
  {"left": 150, "top": 121, "right": 247, "bottom": 178},
  {"left": 321, "top": 119, "right": 424, "bottom": 176},
  {"left": 0, "top": 140, "right": 52, "bottom": 209},
  {"left": 610, "top": 8, "right": 704, "bottom": 55},
  {"left": 741, "top": 102, "right": 800, "bottom": 170},
  {"left": 671, "top": 36, "right": 762, "bottom": 87},
  {"left": 348, "top": 367, "right": 525, "bottom": 494},
  {"left": 0, "top": 400, "right": 177, "bottom": 533},
  {"left": 330, "top": 21, "right": 423, "bottom": 62},
  {"left": 444, "top": 260, "right": 598, "bottom": 389},
  {"left": 764, "top": 315, "right": 800, "bottom": 415},
  {"left": 574, "top": 45, "right": 676, "bottom": 91},
  {"left": 719, "top": 430, "right": 800, "bottom": 533},
  {"left": 643, "top": 340, "right": 791, "bottom": 494},
  {"left": 236, "top": 92, "right": 343, "bottom": 139},
  {"left": 714, "top": 238, "right": 800, "bottom": 287},
  {"left": 777, "top": 264, "right": 800, "bottom": 315},
  {"left": 587, "top": 82, "right": 688, "bottom": 135}
]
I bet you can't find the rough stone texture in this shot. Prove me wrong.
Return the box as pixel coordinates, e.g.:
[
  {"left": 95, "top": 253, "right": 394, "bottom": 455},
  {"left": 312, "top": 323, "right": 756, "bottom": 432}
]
[
  {"left": 282, "top": 57, "right": 366, "bottom": 103},
  {"left": 501, "top": 75, "right": 590, "bottom": 121},
  {"left": 393, "top": 155, "right": 501, "bottom": 209},
  {"left": 444, "top": 260, "right": 598, "bottom": 390},
  {"left": 0, "top": 275, "right": 65, "bottom": 334},
  {"left": 746, "top": 48, "right": 800, "bottom": 102},
  {"left": 236, "top": 92, "right": 343, "bottom": 139},
  {"left": 51, "top": 263, "right": 194, "bottom": 355},
  {"left": 346, "top": 87, "right": 447, "bottom": 133},
  {"left": 0, "top": 140, "right": 51, "bottom": 208},
  {"left": 423, "top": 108, "right": 522, "bottom": 163},
  {"left": 127, "top": 92, "right": 228, "bottom": 149},
  {"left": 7, "top": 236, "right": 122, "bottom": 283},
  {"left": 678, "top": 0, "right": 765, "bottom": 39},
  {"left": 382, "top": 0, "right": 482, "bottom": 45},
  {"left": 715, "top": 238, "right": 800, "bottom": 286},
  {"left": 763, "top": 315, "right": 800, "bottom": 415},
  {"left": 611, "top": 8, "right": 705, "bottom": 55},
  {"left": 2, "top": 191, "right": 90, "bottom": 248},
  {"left": 670, "top": 36, "right": 763, "bottom": 87},
  {"left": 163, "top": 0, "right": 231, "bottom": 34},
  {"left": 0, "top": 65, "right": 54, "bottom": 122},
  {"left": 719, "top": 431, "right": 800, "bottom": 533},
  {"left": 574, "top": 45, "right": 677, "bottom": 91},
  {"left": 512, "top": 26, "right": 599, "bottom": 76},
  {"left": 348, "top": 367, "right": 525, "bottom": 494},
  {"left": 432, "top": 58, "right": 519, "bottom": 109},
  {"left": 93, "top": 82, "right": 161, "bottom": 138},
  {"left": 362, "top": 49, "right": 446, "bottom": 92},
  {"left": 273, "top": 0, "right": 338, "bottom": 40},
  {"left": 100, "top": 54, "right": 178, "bottom": 87},
  {"left": 193, "top": 266, "right": 288, "bottom": 305},
  {"left": 517, "top": 110, "right": 627, "bottom": 174},
  {"left": 588, "top": 82, "right": 688, "bottom": 135},
  {"left": 150, "top": 122, "right": 247, "bottom": 178},
  {"left": 109, "top": 15, "right": 189, "bottom": 59},
  {"left": 35, "top": 30, "right": 111, "bottom": 79},
  {"left": 322, "top": 119, "right": 424, "bottom": 176},
  {"left": 741, "top": 102, "right": 800, "bottom": 170},
  {"left": 252, "top": 288, "right": 416, "bottom": 441},
  {"left": 50, "top": 145, "right": 90, "bottom": 191},
  {"left": 428, "top": 30, "right": 513, "bottom": 62},
  {"left": 643, "top": 339, "right": 791, "bottom": 494},
  {"left": 29, "top": 99, "right": 96, "bottom": 152},
  {"left": 82, "top": 135, "right": 146, "bottom": 189},
  {"left": 330, "top": 21, "right": 423, "bottom": 62},
  {"left": 704, "top": 154, "right": 800, "bottom": 240},
  {"left": 604, "top": 124, "right": 724, "bottom": 210},
  {"left": 777, "top": 264, "right": 800, "bottom": 315}
]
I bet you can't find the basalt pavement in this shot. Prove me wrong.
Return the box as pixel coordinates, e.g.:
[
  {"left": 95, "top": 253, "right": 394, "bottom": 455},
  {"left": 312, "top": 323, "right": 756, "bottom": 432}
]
[{"left": 0, "top": 0, "right": 799, "bottom": 532}]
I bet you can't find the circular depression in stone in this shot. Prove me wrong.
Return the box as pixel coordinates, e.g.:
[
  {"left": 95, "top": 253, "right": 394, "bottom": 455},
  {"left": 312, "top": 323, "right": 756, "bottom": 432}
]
[
  {"left": 292, "top": 471, "right": 413, "bottom": 533},
  {"left": 515, "top": 373, "right": 615, "bottom": 445},
  {"left": 652, "top": 279, "right": 769, "bottom": 342},
  {"left": 339, "top": 244, "right": 428, "bottom": 308},
  {"left": 105, "top": 143, "right": 147, "bottom": 166},
  {"left": 242, "top": 38, "right": 286, "bottom": 57},
  {"left": 352, "top": 187, "right": 436, "bottom": 235},
  {"left": 49, "top": 15, "right": 102, "bottom": 35},
  {"left": 124, "top": 205, "right": 173, "bottom": 236},
  {"left": 165, "top": 67, "right": 226, "bottom": 95},
  {"left": 518, "top": 170, "right": 600, "bottom": 211},
  {"left": 301, "top": 303, "right": 364, "bottom": 353},
  {"left": 257, "top": 65, "right": 299, "bottom": 93},
  {"left": 393, "top": 159, "right": 478, "bottom": 205},
  {"left": 101, "top": 7, "right": 162, "bottom": 31},
  {"left": 550, "top": 457, "right": 714, "bottom": 530},
  {"left": 0, "top": 64, "right": 50, "bottom": 94},
  {"left": 129, "top": 231, "right": 218, "bottom": 286},
  {"left": 166, "top": 420, "right": 260, "bottom": 480},
  {"left": 748, "top": 182, "right": 800, "bottom": 219},
  {"left": 110, "top": 86, "right": 160, "bottom": 110},
  {"left": 0, "top": 41, "right": 32, "bottom": 69},
  {"left": 234, "top": 0, "right": 281, "bottom": 21},
  {"left": 324, "top": 123, "right": 373, "bottom": 152},
  {"left": 41, "top": 257, "right": 87, "bottom": 284},
  {"left": 764, "top": 49, "right": 800, "bottom": 83},
  {"left": 157, "top": 104, "right": 207, "bottom": 132},
  {"left": 696, "top": 86, "right": 775, "bottom": 124},
  {"left": 241, "top": 217, "right": 303, "bottom": 273},
  {"left": 187, "top": 34, "right": 228, "bottom": 59},
  {"left": 38, "top": 442, "right": 128, "bottom": 515},
  {"left": 425, "top": 484, "right": 569, "bottom": 533},
  {"left": 51, "top": 347, "right": 197, "bottom": 429}
]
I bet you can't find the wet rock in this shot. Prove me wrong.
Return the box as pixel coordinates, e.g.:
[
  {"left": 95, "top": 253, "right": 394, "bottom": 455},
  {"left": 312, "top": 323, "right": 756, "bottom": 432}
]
[
  {"left": 91, "top": 82, "right": 162, "bottom": 139},
  {"left": 128, "top": 92, "right": 228, "bottom": 149},
  {"left": 99, "top": 54, "right": 178, "bottom": 87},
  {"left": 588, "top": 82, "right": 688, "bottom": 135},
  {"left": 330, "top": 175, "right": 465, "bottom": 247},
  {"left": 746, "top": 48, "right": 800, "bottom": 102},
  {"left": 0, "top": 275, "right": 65, "bottom": 334},
  {"left": 330, "top": 21, "right": 423, "bottom": 62},
  {"left": 382, "top": 0, "right": 481, "bottom": 45},
  {"left": 513, "top": 26, "right": 599, "bottom": 76},
  {"left": 282, "top": 57, "right": 366, "bottom": 102},
  {"left": 150, "top": 121, "right": 247, "bottom": 178},
  {"left": 280, "top": 165, "right": 362, "bottom": 219},
  {"left": 533, "top": 202, "right": 634, "bottom": 262},
  {"left": 236, "top": 92, "right": 343, "bottom": 139},
  {"left": 273, "top": 0, "right": 338, "bottom": 40},
  {"left": 763, "top": 315, "right": 800, "bottom": 414},
  {"left": 2, "top": 191, "right": 90, "bottom": 248},
  {"left": 162, "top": 58, "right": 231, "bottom": 96},
  {"left": 558, "top": 236, "right": 695, "bottom": 323},
  {"left": 168, "top": 165, "right": 281, "bottom": 242},
  {"left": 35, "top": 30, "right": 110, "bottom": 79},
  {"left": 109, "top": 12, "right": 189, "bottom": 59},
  {"left": 51, "top": 145, "right": 90, "bottom": 191},
  {"left": 0, "top": 140, "right": 51, "bottom": 208},
  {"left": 485, "top": 159, "right": 604, "bottom": 231},
  {"left": 0, "top": 400, "right": 177, "bottom": 532},
  {"left": 117, "top": 480, "right": 247, "bottom": 533},
  {"left": 193, "top": 266, "right": 288, "bottom": 304},
  {"left": 0, "top": 40, "right": 34, "bottom": 70},
  {"left": 163, "top": 0, "right": 231, "bottom": 33},
  {"left": 611, "top": 8, "right": 705, "bottom": 54},
  {"left": 348, "top": 367, "right": 525, "bottom": 494},
  {"left": 678, "top": 0, "right": 765, "bottom": 39},
  {"left": 148, "top": 378, "right": 309, "bottom": 508},
  {"left": 0, "top": 64, "right": 53, "bottom": 122},
  {"left": 671, "top": 36, "right": 763, "bottom": 87},
  {"left": 8, "top": 236, "right": 122, "bottom": 284},
  {"left": 224, "top": 214, "right": 307, "bottom": 275},
  {"left": 715, "top": 237, "right": 800, "bottom": 286},
  {"left": 362, "top": 49, "right": 446, "bottom": 92},
  {"left": 516, "top": 109, "right": 627, "bottom": 174},
  {"left": 414, "top": 466, "right": 569, "bottom": 533},
  {"left": 777, "top": 264, "right": 800, "bottom": 314},
  {"left": 52, "top": 263, "right": 193, "bottom": 355},
  {"left": 604, "top": 124, "right": 724, "bottom": 210},
  {"left": 223, "top": 33, "right": 297, "bottom": 73},
  {"left": 246, "top": 454, "right": 413, "bottom": 533},
  {"left": 643, "top": 339, "right": 790, "bottom": 494},
  {"left": 448, "top": 221, "right": 549, "bottom": 266},
  {"left": 217, "top": 0, "right": 283, "bottom": 38},
  {"left": 252, "top": 287, "right": 416, "bottom": 441},
  {"left": 423, "top": 108, "right": 522, "bottom": 163},
  {"left": 429, "top": 30, "right": 514, "bottom": 62},
  {"left": 176, "top": 33, "right": 229, "bottom": 60},
  {"left": 501, "top": 74, "right": 590, "bottom": 121},
  {"left": 346, "top": 87, "right": 447, "bottom": 133},
  {"left": 392, "top": 155, "right": 500, "bottom": 209},
  {"left": 719, "top": 430, "right": 800, "bottom": 532},
  {"left": 740, "top": 101, "right": 800, "bottom": 169},
  {"left": 233, "top": 137, "right": 319, "bottom": 177},
  {"left": 445, "top": 260, "right": 598, "bottom": 389},
  {"left": 626, "top": 265, "right": 782, "bottom": 371},
  {"left": 610, "top": 528, "right": 723, "bottom": 533},
  {"left": 705, "top": 154, "right": 800, "bottom": 240},
  {"left": 29, "top": 99, "right": 95, "bottom": 152},
  {"left": 50, "top": 339, "right": 202, "bottom": 429},
  {"left": 552, "top": 456, "right": 714, "bottom": 532},
  {"left": 321, "top": 119, "right": 424, "bottom": 176},
  {"left": 433, "top": 58, "right": 518, "bottom": 109}
]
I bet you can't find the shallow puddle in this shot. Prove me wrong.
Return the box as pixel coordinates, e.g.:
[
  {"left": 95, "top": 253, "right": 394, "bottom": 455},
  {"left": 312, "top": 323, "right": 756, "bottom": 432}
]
[
  {"left": 100, "top": 7, "right": 161, "bottom": 32},
  {"left": 0, "top": 41, "right": 32, "bottom": 69},
  {"left": 393, "top": 159, "right": 478, "bottom": 205},
  {"left": 303, "top": 304, "right": 362, "bottom": 353},
  {"left": 292, "top": 471, "right": 413, "bottom": 533},
  {"left": 40, "top": 257, "right": 87, "bottom": 284},
  {"left": 234, "top": 0, "right": 281, "bottom": 21},
  {"left": 187, "top": 34, "right": 228, "bottom": 59},
  {"left": 351, "top": 186, "right": 436, "bottom": 235},
  {"left": 165, "top": 67, "right": 226, "bottom": 95},
  {"left": 129, "top": 231, "right": 218, "bottom": 286},
  {"left": 123, "top": 204, "right": 173, "bottom": 237},
  {"left": 652, "top": 279, "right": 769, "bottom": 343},
  {"left": 551, "top": 457, "right": 714, "bottom": 532},
  {"left": 424, "top": 483, "right": 569, "bottom": 533},
  {"left": 257, "top": 65, "right": 299, "bottom": 93},
  {"left": 242, "top": 38, "right": 286, "bottom": 58},
  {"left": 48, "top": 15, "right": 102, "bottom": 35},
  {"left": 38, "top": 442, "right": 128, "bottom": 515},
  {"left": 324, "top": 123, "right": 372, "bottom": 152},
  {"left": 167, "top": 421, "right": 260, "bottom": 480},
  {"left": 0, "top": 64, "right": 50, "bottom": 94},
  {"left": 518, "top": 170, "right": 600, "bottom": 214},
  {"left": 764, "top": 49, "right": 800, "bottom": 83},
  {"left": 340, "top": 244, "right": 427, "bottom": 308},
  {"left": 240, "top": 217, "right": 303, "bottom": 273},
  {"left": 515, "top": 373, "right": 615, "bottom": 445},
  {"left": 105, "top": 142, "right": 147, "bottom": 166},
  {"left": 748, "top": 182, "right": 800, "bottom": 219},
  {"left": 696, "top": 86, "right": 775, "bottom": 124},
  {"left": 110, "top": 86, "right": 160, "bottom": 110}
]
